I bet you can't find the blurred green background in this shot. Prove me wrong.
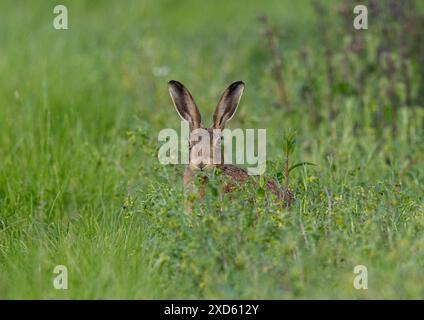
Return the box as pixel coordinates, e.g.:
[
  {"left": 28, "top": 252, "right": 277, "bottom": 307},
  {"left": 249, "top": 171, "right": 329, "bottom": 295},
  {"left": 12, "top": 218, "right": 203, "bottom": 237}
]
[{"left": 0, "top": 0, "right": 423, "bottom": 299}]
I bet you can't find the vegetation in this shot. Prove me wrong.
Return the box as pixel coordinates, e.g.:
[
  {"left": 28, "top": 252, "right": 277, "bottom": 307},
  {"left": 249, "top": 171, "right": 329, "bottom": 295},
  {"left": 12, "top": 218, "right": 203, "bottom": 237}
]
[{"left": 0, "top": 0, "right": 423, "bottom": 299}]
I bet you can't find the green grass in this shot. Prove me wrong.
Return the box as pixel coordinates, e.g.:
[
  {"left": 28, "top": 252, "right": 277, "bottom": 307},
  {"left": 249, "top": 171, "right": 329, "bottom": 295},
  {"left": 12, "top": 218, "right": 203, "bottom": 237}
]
[{"left": 0, "top": 0, "right": 423, "bottom": 299}]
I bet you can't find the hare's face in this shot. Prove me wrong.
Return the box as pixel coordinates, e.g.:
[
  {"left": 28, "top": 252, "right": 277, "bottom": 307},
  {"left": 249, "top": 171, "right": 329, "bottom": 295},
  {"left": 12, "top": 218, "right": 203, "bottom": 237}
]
[
  {"left": 168, "top": 79, "right": 244, "bottom": 171},
  {"left": 188, "top": 128, "right": 222, "bottom": 171}
]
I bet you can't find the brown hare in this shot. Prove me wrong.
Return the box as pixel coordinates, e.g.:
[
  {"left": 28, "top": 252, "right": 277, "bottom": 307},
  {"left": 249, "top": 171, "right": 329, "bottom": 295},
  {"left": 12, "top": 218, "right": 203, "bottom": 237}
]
[{"left": 167, "top": 80, "right": 293, "bottom": 210}]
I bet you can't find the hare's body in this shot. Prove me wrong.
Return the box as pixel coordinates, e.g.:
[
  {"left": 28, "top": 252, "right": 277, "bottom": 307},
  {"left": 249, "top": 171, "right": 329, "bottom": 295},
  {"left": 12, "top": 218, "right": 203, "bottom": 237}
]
[
  {"left": 168, "top": 80, "right": 292, "bottom": 209},
  {"left": 218, "top": 164, "right": 293, "bottom": 205}
]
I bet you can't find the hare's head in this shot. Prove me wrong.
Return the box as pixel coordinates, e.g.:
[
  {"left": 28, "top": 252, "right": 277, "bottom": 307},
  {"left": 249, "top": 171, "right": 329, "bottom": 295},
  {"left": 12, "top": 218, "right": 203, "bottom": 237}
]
[{"left": 168, "top": 80, "right": 244, "bottom": 172}]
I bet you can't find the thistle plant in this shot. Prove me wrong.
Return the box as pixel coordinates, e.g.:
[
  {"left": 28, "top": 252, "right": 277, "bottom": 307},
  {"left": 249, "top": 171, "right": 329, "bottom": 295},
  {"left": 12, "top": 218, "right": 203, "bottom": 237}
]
[{"left": 280, "top": 129, "right": 315, "bottom": 207}]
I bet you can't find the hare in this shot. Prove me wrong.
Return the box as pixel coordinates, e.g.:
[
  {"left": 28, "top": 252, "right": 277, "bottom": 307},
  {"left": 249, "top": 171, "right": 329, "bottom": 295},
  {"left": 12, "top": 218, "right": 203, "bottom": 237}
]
[{"left": 168, "top": 80, "right": 293, "bottom": 209}]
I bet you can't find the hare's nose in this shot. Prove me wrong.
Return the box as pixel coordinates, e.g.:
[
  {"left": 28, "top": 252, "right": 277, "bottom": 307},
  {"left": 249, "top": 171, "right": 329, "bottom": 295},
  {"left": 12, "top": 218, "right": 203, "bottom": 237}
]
[{"left": 198, "top": 162, "right": 206, "bottom": 170}]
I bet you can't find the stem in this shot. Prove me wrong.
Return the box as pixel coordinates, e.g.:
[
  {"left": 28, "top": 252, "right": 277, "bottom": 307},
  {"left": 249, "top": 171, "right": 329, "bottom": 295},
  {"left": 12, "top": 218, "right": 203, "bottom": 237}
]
[
  {"left": 265, "top": 26, "right": 289, "bottom": 108},
  {"left": 284, "top": 154, "right": 289, "bottom": 191}
]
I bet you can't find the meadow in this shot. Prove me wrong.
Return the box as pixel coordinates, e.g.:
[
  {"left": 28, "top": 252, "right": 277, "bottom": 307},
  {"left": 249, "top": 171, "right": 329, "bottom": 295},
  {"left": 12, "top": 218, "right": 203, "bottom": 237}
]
[{"left": 0, "top": 0, "right": 423, "bottom": 299}]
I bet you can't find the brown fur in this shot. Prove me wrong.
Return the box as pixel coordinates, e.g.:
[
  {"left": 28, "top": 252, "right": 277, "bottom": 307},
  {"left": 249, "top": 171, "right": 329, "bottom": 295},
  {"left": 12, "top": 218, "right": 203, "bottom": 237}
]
[{"left": 217, "top": 164, "right": 294, "bottom": 207}]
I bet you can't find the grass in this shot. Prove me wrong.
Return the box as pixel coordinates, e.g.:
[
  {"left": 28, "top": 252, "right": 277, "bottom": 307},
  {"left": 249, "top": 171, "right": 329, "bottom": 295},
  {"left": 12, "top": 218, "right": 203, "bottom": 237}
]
[{"left": 0, "top": 0, "right": 423, "bottom": 299}]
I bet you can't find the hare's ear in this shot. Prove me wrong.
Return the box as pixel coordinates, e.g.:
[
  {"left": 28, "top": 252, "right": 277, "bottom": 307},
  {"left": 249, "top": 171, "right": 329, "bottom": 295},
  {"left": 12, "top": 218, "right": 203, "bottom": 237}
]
[
  {"left": 168, "top": 80, "right": 202, "bottom": 130},
  {"left": 213, "top": 81, "right": 244, "bottom": 129}
]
